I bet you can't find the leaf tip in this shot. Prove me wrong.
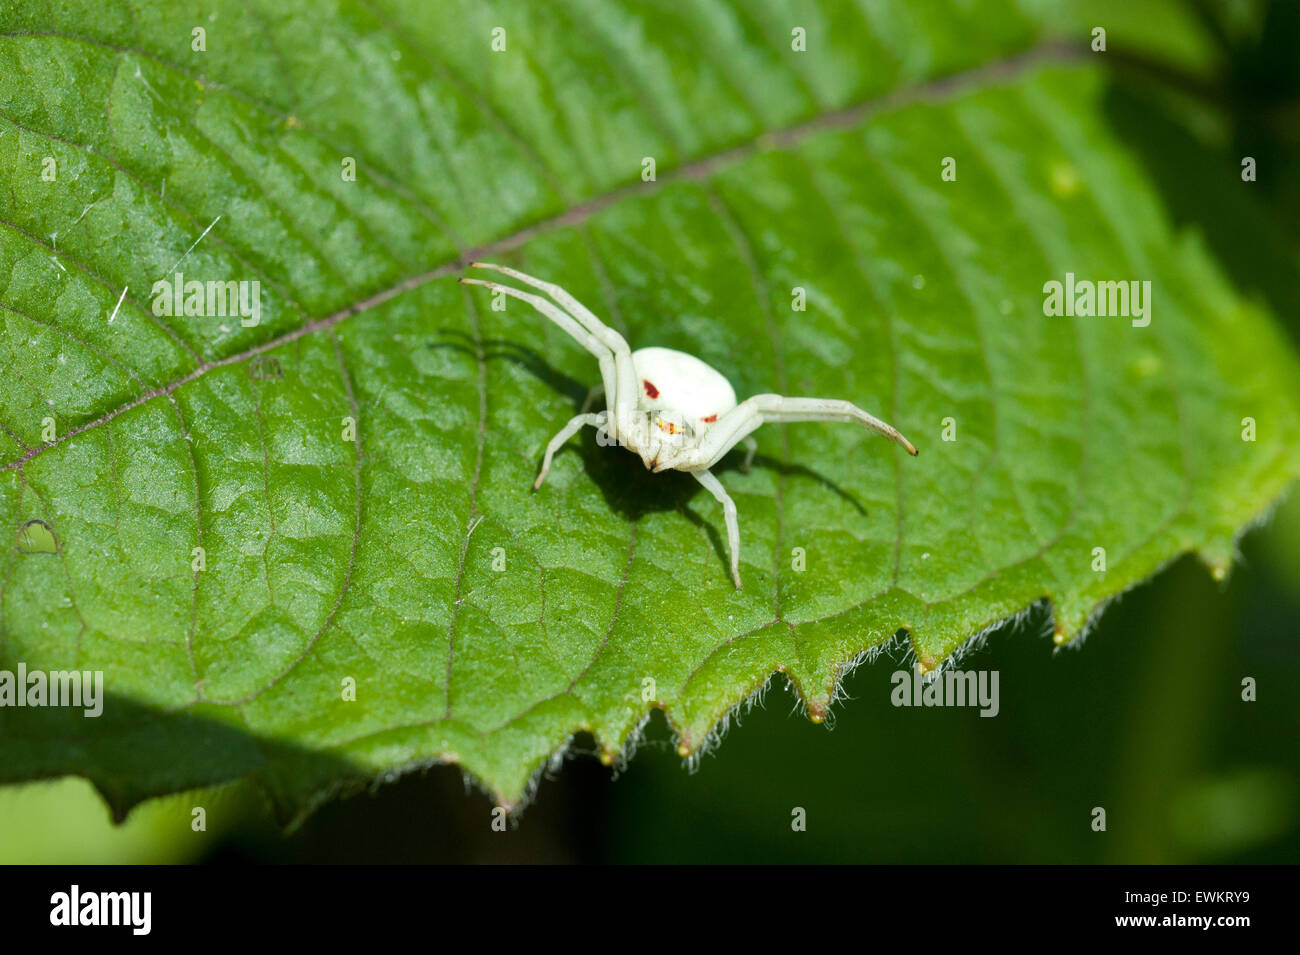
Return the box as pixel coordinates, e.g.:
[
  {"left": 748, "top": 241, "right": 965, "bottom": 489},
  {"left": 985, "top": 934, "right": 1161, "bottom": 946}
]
[{"left": 1194, "top": 531, "right": 1241, "bottom": 585}]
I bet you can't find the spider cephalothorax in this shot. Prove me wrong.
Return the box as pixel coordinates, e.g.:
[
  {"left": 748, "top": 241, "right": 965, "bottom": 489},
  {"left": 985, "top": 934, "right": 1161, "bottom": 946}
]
[{"left": 461, "top": 262, "right": 917, "bottom": 588}]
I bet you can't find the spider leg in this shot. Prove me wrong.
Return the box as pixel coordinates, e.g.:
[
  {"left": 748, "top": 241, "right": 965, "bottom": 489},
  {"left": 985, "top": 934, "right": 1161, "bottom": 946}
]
[
  {"left": 691, "top": 394, "right": 917, "bottom": 470},
  {"left": 535, "top": 412, "right": 605, "bottom": 489},
  {"left": 741, "top": 435, "right": 758, "bottom": 474},
  {"left": 692, "top": 469, "right": 743, "bottom": 588},
  {"left": 671, "top": 402, "right": 763, "bottom": 472},
  {"left": 469, "top": 263, "right": 639, "bottom": 440},
  {"left": 460, "top": 277, "right": 622, "bottom": 441}
]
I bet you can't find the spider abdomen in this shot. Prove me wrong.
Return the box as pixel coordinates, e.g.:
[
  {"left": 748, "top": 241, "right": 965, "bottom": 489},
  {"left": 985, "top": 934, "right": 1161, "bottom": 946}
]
[{"left": 631, "top": 346, "right": 737, "bottom": 431}]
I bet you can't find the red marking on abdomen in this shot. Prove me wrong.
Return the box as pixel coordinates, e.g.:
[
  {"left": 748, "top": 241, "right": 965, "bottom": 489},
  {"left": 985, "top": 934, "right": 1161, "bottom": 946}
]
[
  {"left": 642, "top": 380, "right": 659, "bottom": 399},
  {"left": 701, "top": 414, "right": 717, "bottom": 423}
]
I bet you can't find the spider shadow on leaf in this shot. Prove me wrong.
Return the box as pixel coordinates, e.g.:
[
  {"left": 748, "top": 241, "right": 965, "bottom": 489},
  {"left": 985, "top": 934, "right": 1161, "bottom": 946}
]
[
  {"left": 721, "top": 452, "right": 870, "bottom": 518},
  {"left": 430, "top": 329, "right": 588, "bottom": 407},
  {"left": 569, "top": 444, "right": 871, "bottom": 579},
  {"left": 429, "top": 329, "right": 696, "bottom": 514}
]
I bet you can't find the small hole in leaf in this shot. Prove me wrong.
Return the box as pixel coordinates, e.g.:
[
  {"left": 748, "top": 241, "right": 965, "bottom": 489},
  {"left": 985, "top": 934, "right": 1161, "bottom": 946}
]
[{"left": 16, "top": 519, "right": 58, "bottom": 554}]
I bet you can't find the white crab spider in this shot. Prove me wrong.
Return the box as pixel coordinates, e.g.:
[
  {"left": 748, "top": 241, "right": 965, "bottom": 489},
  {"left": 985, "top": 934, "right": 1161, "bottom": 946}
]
[{"left": 461, "top": 262, "right": 918, "bottom": 589}]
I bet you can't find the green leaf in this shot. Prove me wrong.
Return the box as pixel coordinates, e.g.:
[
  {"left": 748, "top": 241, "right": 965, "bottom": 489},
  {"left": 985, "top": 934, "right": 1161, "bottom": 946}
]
[{"left": 1, "top": 1, "right": 1297, "bottom": 820}]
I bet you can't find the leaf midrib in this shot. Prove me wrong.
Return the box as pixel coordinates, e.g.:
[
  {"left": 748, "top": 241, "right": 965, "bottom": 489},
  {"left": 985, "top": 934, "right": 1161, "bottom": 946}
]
[{"left": 1, "top": 40, "right": 1084, "bottom": 476}]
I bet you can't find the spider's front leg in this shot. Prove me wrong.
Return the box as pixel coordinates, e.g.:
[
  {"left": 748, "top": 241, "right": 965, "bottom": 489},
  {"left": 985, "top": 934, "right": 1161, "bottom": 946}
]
[
  {"left": 692, "top": 469, "right": 743, "bottom": 589},
  {"left": 535, "top": 412, "right": 606, "bottom": 490},
  {"left": 465, "top": 263, "right": 639, "bottom": 442},
  {"left": 686, "top": 395, "right": 917, "bottom": 471}
]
